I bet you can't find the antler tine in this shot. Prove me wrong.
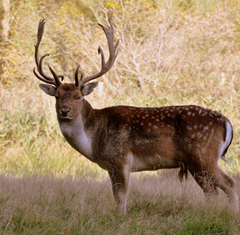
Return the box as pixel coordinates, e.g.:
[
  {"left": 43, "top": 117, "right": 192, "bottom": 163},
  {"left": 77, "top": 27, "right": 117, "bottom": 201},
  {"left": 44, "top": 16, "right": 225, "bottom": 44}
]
[
  {"left": 75, "top": 65, "right": 84, "bottom": 88},
  {"left": 100, "top": 20, "right": 120, "bottom": 66},
  {"left": 48, "top": 64, "right": 62, "bottom": 87},
  {"left": 34, "top": 19, "right": 45, "bottom": 66},
  {"left": 78, "top": 19, "right": 119, "bottom": 88},
  {"left": 33, "top": 19, "right": 62, "bottom": 87}
]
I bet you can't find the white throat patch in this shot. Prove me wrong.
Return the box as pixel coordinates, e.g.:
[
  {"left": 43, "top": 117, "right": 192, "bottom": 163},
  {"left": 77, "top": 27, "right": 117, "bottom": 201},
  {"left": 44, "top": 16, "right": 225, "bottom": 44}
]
[{"left": 59, "top": 119, "right": 93, "bottom": 161}]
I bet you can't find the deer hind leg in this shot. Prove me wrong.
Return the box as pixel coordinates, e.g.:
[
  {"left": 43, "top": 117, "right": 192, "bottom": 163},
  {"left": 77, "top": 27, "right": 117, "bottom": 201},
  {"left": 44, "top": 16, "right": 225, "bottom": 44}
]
[
  {"left": 213, "top": 166, "right": 239, "bottom": 213},
  {"left": 190, "top": 170, "right": 219, "bottom": 197},
  {"left": 190, "top": 166, "right": 239, "bottom": 213},
  {"left": 108, "top": 165, "right": 131, "bottom": 214}
]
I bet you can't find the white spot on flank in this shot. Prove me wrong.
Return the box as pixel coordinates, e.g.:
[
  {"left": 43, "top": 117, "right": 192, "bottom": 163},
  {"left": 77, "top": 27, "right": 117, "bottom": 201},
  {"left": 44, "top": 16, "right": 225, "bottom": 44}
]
[
  {"left": 197, "top": 132, "right": 203, "bottom": 138},
  {"left": 201, "top": 128, "right": 214, "bottom": 154},
  {"left": 203, "top": 126, "right": 209, "bottom": 131}
]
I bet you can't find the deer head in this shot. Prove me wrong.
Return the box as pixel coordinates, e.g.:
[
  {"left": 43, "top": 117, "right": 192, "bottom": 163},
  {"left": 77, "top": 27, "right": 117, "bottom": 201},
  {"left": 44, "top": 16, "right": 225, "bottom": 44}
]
[{"left": 33, "top": 19, "right": 119, "bottom": 120}]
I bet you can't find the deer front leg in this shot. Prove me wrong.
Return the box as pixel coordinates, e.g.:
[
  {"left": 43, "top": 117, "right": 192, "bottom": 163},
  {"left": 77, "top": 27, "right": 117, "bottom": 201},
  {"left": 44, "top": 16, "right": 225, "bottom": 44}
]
[{"left": 108, "top": 165, "right": 131, "bottom": 214}]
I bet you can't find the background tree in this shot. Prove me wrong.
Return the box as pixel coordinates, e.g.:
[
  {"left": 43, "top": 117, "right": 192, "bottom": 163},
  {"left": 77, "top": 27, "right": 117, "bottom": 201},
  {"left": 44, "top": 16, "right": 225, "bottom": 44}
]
[
  {"left": 0, "top": 0, "right": 10, "bottom": 80},
  {"left": 0, "top": 0, "right": 10, "bottom": 41}
]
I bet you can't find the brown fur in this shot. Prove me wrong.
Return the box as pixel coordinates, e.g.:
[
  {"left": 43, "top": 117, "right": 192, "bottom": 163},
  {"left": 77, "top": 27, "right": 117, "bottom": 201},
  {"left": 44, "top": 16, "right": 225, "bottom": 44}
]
[{"left": 33, "top": 20, "right": 239, "bottom": 214}]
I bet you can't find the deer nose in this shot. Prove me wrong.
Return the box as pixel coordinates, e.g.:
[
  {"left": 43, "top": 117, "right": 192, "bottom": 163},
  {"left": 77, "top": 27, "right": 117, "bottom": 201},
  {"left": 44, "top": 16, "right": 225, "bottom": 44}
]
[{"left": 60, "top": 105, "right": 70, "bottom": 116}]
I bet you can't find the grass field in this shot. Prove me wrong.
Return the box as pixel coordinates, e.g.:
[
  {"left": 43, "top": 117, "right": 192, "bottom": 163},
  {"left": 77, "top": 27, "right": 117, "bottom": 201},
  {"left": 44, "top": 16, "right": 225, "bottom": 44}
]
[
  {"left": 0, "top": 0, "right": 240, "bottom": 233},
  {"left": 0, "top": 171, "right": 239, "bottom": 234}
]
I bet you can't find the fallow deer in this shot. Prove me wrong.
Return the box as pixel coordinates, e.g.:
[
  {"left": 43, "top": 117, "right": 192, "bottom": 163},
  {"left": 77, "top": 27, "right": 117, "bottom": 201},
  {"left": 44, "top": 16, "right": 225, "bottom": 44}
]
[{"left": 33, "top": 19, "right": 239, "bottom": 213}]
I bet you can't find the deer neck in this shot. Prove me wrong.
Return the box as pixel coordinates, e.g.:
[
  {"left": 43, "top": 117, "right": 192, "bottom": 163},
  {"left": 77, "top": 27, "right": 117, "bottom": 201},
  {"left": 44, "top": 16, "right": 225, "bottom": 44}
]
[{"left": 58, "top": 99, "right": 95, "bottom": 161}]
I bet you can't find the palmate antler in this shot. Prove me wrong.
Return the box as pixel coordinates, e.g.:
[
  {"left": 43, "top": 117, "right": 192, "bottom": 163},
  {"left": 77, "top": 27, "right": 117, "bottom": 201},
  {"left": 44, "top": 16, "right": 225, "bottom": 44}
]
[
  {"left": 33, "top": 19, "right": 119, "bottom": 88},
  {"left": 76, "top": 20, "right": 119, "bottom": 89},
  {"left": 33, "top": 19, "right": 63, "bottom": 87}
]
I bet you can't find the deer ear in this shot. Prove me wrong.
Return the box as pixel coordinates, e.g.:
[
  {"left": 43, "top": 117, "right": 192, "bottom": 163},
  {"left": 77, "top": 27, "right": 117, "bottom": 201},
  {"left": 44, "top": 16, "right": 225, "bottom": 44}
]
[
  {"left": 81, "top": 82, "right": 98, "bottom": 96},
  {"left": 39, "top": 84, "right": 56, "bottom": 96}
]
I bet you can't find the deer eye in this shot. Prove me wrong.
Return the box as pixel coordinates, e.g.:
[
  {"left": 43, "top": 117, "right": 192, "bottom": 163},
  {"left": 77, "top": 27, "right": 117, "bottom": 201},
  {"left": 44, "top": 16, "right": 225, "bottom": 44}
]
[
  {"left": 55, "top": 96, "right": 59, "bottom": 101},
  {"left": 76, "top": 96, "right": 81, "bottom": 100}
]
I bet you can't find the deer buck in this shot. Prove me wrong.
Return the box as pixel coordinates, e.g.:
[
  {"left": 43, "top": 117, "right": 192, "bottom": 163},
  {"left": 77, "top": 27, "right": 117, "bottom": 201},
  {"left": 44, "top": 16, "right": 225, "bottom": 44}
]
[{"left": 33, "top": 19, "right": 239, "bottom": 214}]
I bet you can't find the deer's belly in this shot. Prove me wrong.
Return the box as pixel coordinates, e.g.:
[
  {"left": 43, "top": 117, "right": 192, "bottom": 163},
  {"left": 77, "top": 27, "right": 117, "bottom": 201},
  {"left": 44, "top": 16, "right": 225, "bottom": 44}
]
[{"left": 131, "top": 154, "right": 178, "bottom": 172}]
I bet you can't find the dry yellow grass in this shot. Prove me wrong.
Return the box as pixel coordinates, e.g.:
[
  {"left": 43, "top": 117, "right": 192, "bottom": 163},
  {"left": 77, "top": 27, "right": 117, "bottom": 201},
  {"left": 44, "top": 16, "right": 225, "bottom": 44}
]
[
  {"left": 0, "top": 0, "right": 239, "bottom": 175},
  {"left": 0, "top": 170, "right": 239, "bottom": 234}
]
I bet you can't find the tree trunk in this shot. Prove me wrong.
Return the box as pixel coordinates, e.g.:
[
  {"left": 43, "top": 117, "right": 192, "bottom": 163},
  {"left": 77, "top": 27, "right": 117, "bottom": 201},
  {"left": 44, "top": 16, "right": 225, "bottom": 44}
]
[
  {"left": 0, "top": 0, "right": 10, "bottom": 42},
  {"left": 0, "top": 0, "right": 10, "bottom": 81}
]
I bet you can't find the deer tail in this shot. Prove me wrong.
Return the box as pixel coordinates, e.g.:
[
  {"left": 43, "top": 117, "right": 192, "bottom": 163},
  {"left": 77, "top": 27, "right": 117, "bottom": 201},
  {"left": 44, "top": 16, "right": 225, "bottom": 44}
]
[{"left": 221, "top": 120, "right": 233, "bottom": 162}]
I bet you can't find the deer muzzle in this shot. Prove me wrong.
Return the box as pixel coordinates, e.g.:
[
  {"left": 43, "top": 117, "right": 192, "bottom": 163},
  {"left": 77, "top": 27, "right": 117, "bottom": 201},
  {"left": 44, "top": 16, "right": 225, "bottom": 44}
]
[{"left": 60, "top": 105, "right": 71, "bottom": 117}]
